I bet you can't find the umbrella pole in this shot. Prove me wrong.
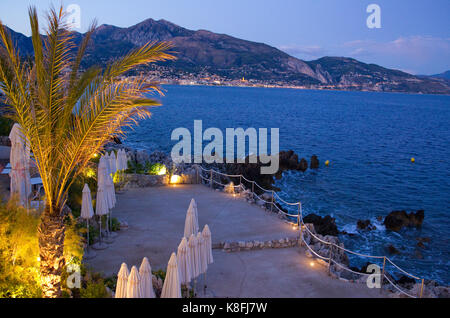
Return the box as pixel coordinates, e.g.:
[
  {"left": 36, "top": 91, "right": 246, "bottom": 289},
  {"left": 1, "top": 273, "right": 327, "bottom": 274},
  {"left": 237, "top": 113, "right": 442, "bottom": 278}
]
[
  {"left": 204, "top": 272, "right": 207, "bottom": 295},
  {"left": 99, "top": 216, "right": 103, "bottom": 243},
  {"left": 87, "top": 219, "right": 90, "bottom": 251}
]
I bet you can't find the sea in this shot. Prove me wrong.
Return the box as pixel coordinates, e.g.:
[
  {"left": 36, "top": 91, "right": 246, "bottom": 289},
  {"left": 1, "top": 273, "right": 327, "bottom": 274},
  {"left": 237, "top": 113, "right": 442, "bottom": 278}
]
[{"left": 125, "top": 85, "right": 450, "bottom": 285}]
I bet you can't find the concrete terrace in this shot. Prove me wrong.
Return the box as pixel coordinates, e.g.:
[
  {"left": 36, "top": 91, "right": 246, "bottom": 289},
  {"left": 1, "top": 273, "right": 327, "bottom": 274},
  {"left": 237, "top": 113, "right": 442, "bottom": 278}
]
[{"left": 86, "top": 184, "right": 384, "bottom": 298}]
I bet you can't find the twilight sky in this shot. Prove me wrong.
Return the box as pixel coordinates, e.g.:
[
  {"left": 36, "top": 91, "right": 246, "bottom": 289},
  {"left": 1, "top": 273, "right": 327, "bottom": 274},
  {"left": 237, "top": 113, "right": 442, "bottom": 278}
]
[{"left": 0, "top": 0, "right": 449, "bottom": 75}]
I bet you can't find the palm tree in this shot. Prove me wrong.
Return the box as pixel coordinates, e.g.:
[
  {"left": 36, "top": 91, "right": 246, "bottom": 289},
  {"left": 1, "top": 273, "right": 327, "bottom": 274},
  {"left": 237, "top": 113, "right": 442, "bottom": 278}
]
[{"left": 0, "top": 6, "right": 174, "bottom": 297}]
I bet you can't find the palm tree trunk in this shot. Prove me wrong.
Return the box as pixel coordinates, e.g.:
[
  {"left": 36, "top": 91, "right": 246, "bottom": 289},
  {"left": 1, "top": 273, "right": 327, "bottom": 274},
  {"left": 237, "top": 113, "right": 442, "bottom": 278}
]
[{"left": 38, "top": 206, "right": 66, "bottom": 298}]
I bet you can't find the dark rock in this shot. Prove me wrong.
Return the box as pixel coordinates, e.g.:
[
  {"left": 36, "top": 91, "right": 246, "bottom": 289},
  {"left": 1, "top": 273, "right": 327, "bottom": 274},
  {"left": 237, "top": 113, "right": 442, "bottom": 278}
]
[
  {"left": 357, "top": 219, "right": 376, "bottom": 231},
  {"left": 111, "top": 136, "right": 122, "bottom": 144},
  {"left": 386, "top": 244, "right": 400, "bottom": 255},
  {"left": 303, "top": 214, "right": 339, "bottom": 236},
  {"left": 416, "top": 237, "right": 431, "bottom": 243},
  {"left": 383, "top": 210, "right": 425, "bottom": 231},
  {"left": 298, "top": 158, "right": 308, "bottom": 172},
  {"left": 376, "top": 216, "right": 383, "bottom": 222},
  {"left": 349, "top": 262, "right": 372, "bottom": 274},
  {"left": 416, "top": 241, "right": 426, "bottom": 249},
  {"left": 396, "top": 275, "right": 416, "bottom": 288},
  {"left": 310, "top": 155, "right": 319, "bottom": 169}
]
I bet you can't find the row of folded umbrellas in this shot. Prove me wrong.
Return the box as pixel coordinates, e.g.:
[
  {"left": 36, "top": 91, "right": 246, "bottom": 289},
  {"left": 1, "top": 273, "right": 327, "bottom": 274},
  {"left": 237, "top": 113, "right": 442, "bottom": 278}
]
[{"left": 115, "top": 199, "right": 213, "bottom": 298}]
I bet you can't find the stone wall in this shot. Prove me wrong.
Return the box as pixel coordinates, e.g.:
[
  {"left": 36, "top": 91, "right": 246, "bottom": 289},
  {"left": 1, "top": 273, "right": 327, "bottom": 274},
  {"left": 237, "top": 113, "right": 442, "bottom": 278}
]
[{"left": 220, "top": 237, "right": 300, "bottom": 253}]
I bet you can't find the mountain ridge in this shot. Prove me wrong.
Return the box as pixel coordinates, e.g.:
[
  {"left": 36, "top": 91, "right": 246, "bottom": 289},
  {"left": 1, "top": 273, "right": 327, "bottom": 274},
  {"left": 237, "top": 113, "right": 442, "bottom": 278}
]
[{"left": 3, "top": 19, "right": 450, "bottom": 94}]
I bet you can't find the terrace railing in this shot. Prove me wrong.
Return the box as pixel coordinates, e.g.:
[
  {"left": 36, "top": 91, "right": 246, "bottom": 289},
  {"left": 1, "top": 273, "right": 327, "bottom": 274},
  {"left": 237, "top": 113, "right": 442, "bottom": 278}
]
[{"left": 197, "top": 165, "right": 425, "bottom": 298}]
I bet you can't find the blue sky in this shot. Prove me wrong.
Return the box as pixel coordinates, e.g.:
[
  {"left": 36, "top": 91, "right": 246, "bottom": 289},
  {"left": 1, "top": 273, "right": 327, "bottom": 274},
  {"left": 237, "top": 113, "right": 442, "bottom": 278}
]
[{"left": 0, "top": 0, "right": 449, "bottom": 74}]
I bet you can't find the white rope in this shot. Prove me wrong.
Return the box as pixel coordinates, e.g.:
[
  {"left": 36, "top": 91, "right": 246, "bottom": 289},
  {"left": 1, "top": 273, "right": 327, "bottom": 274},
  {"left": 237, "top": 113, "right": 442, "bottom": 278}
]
[
  {"left": 386, "top": 257, "right": 421, "bottom": 280},
  {"left": 197, "top": 165, "right": 423, "bottom": 288},
  {"left": 303, "top": 239, "right": 330, "bottom": 260},
  {"left": 383, "top": 274, "right": 417, "bottom": 298},
  {"left": 330, "top": 259, "right": 371, "bottom": 276}
]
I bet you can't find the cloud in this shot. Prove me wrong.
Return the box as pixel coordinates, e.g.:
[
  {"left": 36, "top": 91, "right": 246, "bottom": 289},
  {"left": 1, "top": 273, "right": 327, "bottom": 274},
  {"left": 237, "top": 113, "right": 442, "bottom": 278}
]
[
  {"left": 280, "top": 36, "right": 450, "bottom": 74},
  {"left": 341, "top": 36, "right": 450, "bottom": 74},
  {"left": 278, "top": 44, "right": 328, "bottom": 59}
]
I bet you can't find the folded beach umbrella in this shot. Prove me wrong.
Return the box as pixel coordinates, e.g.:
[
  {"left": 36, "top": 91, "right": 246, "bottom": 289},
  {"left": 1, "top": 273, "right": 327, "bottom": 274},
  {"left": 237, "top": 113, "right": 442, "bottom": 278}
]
[
  {"left": 106, "top": 173, "right": 116, "bottom": 209},
  {"left": 108, "top": 151, "right": 117, "bottom": 176},
  {"left": 197, "top": 232, "right": 208, "bottom": 275},
  {"left": 139, "top": 257, "right": 156, "bottom": 298},
  {"left": 188, "top": 234, "right": 200, "bottom": 279},
  {"left": 184, "top": 200, "right": 199, "bottom": 238},
  {"left": 161, "top": 252, "right": 182, "bottom": 298},
  {"left": 126, "top": 266, "right": 142, "bottom": 298},
  {"left": 8, "top": 123, "right": 31, "bottom": 207},
  {"left": 115, "top": 263, "right": 129, "bottom": 298},
  {"left": 190, "top": 198, "right": 199, "bottom": 226},
  {"left": 81, "top": 184, "right": 94, "bottom": 220},
  {"left": 119, "top": 149, "right": 128, "bottom": 171},
  {"left": 202, "top": 225, "right": 214, "bottom": 265},
  {"left": 95, "top": 186, "right": 109, "bottom": 217},
  {"left": 177, "top": 237, "right": 192, "bottom": 285}
]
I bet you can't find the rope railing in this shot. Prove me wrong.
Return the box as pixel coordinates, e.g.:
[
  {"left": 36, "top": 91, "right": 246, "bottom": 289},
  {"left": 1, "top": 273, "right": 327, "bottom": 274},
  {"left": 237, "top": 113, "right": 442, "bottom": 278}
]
[{"left": 196, "top": 165, "right": 425, "bottom": 298}]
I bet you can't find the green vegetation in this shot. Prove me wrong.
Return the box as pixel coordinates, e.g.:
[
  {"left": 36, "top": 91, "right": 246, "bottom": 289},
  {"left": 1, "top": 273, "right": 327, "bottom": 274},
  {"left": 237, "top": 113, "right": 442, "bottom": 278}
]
[
  {"left": 125, "top": 161, "right": 167, "bottom": 175},
  {"left": 0, "top": 116, "right": 13, "bottom": 136},
  {"left": 0, "top": 201, "right": 82, "bottom": 298}
]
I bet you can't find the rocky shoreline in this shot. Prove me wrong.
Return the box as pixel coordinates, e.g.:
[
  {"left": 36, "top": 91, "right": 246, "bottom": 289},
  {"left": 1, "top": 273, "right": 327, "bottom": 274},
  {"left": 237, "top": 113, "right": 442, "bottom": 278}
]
[{"left": 105, "top": 141, "right": 448, "bottom": 298}]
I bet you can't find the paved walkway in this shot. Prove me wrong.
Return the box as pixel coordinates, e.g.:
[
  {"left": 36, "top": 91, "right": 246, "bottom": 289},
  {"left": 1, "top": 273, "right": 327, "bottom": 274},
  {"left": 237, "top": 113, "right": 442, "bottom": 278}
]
[{"left": 86, "top": 184, "right": 384, "bottom": 298}]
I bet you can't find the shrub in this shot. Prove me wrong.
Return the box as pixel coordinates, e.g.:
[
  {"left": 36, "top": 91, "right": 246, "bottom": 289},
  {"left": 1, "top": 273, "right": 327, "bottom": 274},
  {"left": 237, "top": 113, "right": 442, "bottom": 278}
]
[
  {"left": 0, "top": 116, "right": 14, "bottom": 136},
  {"left": 0, "top": 200, "right": 83, "bottom": 298}
]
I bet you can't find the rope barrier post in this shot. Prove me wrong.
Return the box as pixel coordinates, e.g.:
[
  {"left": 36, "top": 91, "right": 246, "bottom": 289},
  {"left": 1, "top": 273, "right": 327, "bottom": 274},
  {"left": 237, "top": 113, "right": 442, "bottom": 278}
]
[
  {"left": 328, "top": 245, "right": 333, "bottom": 275},
  {"left": 419, "top": 278, "right": 424, "bottom": 298},
  {"left": 210, "top": 170, "right": 213, "bottom": 189},
  {"left": 297, "top": 203, "right": 301, "bottom": 227},
  {"left": 196, "top": 166, "right": 199, "bottom": 184},
  {"left": 380, "top": 256, "right": 386, "bottom": 294},
  {"left": 251, "top": 181, "right": 254, "bottom": 196},
  {"left": 239, "top": 175, "right": 242, "bottom": 186},
  {"left": 270, "top": 191, "right": 274, "bottom": 213}
]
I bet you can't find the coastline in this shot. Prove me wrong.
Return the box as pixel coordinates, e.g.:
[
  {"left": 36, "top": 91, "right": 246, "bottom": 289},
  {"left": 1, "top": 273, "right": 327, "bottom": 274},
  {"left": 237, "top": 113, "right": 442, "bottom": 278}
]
[
  {"left": 157, "top": 82, "right": 450, "bottom": 97},
  {"left": 106, "top": 142, "right": 449, "bottom": 296}
]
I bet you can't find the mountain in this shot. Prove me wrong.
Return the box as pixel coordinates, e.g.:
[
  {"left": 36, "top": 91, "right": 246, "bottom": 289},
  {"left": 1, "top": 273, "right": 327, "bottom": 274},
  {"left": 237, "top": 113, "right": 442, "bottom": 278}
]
[
  {"left": 430, "top": 71, "right": 450, "bottom": 80},
  {"left": 3, "top": 19, "right": 450, "bottom": 94}
]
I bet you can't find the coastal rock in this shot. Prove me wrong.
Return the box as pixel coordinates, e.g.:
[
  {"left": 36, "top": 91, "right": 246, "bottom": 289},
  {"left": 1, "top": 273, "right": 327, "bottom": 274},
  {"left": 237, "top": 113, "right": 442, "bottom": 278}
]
[
  {"left": 303, "top": 214, "right": 339, "bottom": 236},
  {"left": 357, "top": 219, "right": 376, "bottom": 231},
  {"left": 310, "top": 155, "right": 319, "bottom": 169},
  {"left": 386, "top": 244, "right": 401, "bottom": 255},
  {"left": 383, "top": 210, "right": 425, "bottom": 231},
  {"left": 298, "top": 158, "right": 308, "bottom": 172}
]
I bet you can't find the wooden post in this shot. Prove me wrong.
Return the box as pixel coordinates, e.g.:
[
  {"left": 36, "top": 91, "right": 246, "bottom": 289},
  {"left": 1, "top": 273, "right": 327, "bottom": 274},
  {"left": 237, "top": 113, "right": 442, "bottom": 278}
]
[
  {"left": 209, "top": 170, "right": 213, "bottom": 188},
  {"left": 252, "top": 181, "right": 254, "bottom": 194},
  {"left": 196, "top": 166, "right": 199, "bottom": 184},
  {"left": 380, "top": 257, "right": 386, "bottom": 294},
  {"left": 328, "top": 245, "right": 333, "bottom": 275},
  {"left": 420, "top": 279, "right": 424, "bottom": 298}
]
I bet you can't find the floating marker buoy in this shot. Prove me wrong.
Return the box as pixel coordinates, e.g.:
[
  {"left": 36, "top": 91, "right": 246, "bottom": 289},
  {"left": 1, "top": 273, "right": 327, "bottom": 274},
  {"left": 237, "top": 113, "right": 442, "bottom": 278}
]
[
  {"left": 325, "top": 160, "right": 330, "bottom": 166},
  {"left": 411, "top": 158, "right": 415, "bottom": 163}
]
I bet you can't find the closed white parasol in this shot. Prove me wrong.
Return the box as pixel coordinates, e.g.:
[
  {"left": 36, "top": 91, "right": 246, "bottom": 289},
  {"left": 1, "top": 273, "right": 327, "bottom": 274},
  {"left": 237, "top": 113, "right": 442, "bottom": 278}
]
[
  {"left": 115, "top": 263, "right": 129, "bottom": 298},
  {"left": 8, "top": 123, "right": 31, "bottom": 207},
  {"left": 108, "top": 151, "right": 117, "bottom": 176},
  {"left": 81, "top": 184, "right": 96, "bottom": 258},
  {"left": 161, "top": 252, "right": 182, "bottom": 298},
  {"left": 202, "top": 224, "right": 214, "bottom": 265},
  {"left": 197, "top": 232, "right": 208, "bottom": 275},
  {"left": 177, "top": 237, "right": 192, "bottom": 285},
  {"left": 184, "top": 199, "right": 199, "bottom": 238},
  {"left": 126, "top": 266, "right": 142, "bottom": 298},
  {"left": 188, "top": 234, "right": 200, "bottom": 280},
  {"left": 139, "top": 257, "right": 156, "bottom": 298}
]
